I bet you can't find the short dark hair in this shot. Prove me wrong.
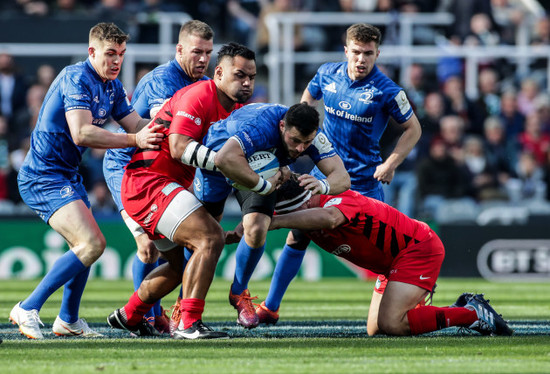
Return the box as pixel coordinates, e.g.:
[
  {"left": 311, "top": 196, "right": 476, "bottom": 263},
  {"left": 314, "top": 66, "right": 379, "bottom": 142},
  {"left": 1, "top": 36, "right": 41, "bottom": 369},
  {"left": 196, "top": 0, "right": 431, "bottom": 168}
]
[
  {"left": 179, "top": 20, "right": 214, "bottom": 42},
  {"left": 89, "top": 23, "right": 130, "bottom": 45},
  {"left": 216, "top": 42, "right": 256, "bottom": 65},
  {"left": 346, "top": 23, "right": 381, "bottom": 47},
  {"left": 284, "top": 102, "right": 319, "bottom": 136},
  {"left": 275, "top": 174, "right": 311, "bottom": 214}
]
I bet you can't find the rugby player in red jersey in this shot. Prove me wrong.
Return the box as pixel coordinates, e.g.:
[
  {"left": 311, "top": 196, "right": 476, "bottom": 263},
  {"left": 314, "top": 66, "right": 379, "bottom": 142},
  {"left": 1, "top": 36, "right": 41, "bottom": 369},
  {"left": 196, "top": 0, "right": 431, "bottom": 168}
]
[
  {"left": 259, "top": 175, "right": 513, "bottom": 336},
  {"left": 107, "top": 42, "right": 263, "bottom": 339}
]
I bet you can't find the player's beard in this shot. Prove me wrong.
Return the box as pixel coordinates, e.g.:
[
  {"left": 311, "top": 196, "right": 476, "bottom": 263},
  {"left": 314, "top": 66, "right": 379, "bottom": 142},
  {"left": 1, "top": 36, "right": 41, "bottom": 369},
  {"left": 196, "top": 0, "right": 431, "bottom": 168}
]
[{"left": 234, "top": 89, "right": 252, "bottom": 104}]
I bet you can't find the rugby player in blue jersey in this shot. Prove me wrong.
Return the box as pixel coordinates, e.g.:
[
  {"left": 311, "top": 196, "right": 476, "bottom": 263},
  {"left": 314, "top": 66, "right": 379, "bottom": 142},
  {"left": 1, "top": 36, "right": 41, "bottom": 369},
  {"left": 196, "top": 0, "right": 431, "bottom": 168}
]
[
  {"left": 254, "top": 23, "right": 423, "bottom": 329},
  {"left": 9, "top": 23, "right": 164, "bottom": 339},
  {"left": 103, "top": 20, "right": 214, "bottom": 334},
  {"left": 194, "top": 102, "right": 350, "bottom": 328}
]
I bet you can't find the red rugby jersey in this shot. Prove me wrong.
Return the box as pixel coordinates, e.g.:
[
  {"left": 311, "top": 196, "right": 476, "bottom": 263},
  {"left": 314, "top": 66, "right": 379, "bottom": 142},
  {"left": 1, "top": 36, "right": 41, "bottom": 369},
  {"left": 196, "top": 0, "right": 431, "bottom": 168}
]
[
  {"left": 126, "top": 80, "right": 244, "bottom": 188},
  {"left": 307, "top": 190, "right": 433, "bottom": 274}
]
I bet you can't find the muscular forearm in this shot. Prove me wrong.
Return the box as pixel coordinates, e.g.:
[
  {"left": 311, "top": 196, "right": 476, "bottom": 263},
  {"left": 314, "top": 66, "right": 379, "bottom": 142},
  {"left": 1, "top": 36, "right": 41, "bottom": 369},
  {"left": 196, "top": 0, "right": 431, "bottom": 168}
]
[
  {"left": 325, "top": 169, "right": 350, "bottom": 195},
  {"left": 271, "top": 207, "right": 344, "bottom": 231},
  {"left": 73, "top": 124, "right": 135, "bottom": 148},
  {"left": 385, "top": 117, "right": 422, "bottom": 169}
]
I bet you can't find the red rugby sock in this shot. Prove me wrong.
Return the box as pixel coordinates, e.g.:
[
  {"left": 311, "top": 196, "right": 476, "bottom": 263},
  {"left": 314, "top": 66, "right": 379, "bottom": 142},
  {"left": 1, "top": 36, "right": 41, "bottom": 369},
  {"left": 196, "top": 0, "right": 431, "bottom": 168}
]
[
  {"left": 407, "top": 306, "right": 478, "bottom": 335},
  {"left": 181, "top": 298, "right": 205, "bottom": 329},
  {"left": 123, "top": 291, "right": 156, "bottom": 326}
]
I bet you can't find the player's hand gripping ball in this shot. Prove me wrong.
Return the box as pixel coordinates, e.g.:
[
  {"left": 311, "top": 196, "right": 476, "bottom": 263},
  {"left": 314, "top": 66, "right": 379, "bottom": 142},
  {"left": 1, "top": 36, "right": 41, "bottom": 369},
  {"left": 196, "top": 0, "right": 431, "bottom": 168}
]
[{"left": 228, "top": 151, "right": 279, "bottom": 190}]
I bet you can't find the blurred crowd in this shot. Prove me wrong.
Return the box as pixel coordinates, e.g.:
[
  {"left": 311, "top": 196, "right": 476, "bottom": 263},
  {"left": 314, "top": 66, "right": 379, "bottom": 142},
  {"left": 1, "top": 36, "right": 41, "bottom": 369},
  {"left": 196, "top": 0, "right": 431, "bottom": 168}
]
[{"left": 1, "top": 0, "right": 550, "bottom": 222}]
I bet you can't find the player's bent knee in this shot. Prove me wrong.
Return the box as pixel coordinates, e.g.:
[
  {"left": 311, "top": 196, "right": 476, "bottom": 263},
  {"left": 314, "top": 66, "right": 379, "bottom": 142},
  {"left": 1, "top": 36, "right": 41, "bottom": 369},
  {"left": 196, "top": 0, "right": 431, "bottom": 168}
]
[
  {"left": 87, "top": 235, "right": 106, "bottom": 257},
  {"left": 377, "top": 316, "right": 408, "bottom": 336},
  {"left": 243, "top": 223, "right": 268, "bottom": 246},
  {"left": 137, "top": 245, "right": 159, "bottom": 264}
]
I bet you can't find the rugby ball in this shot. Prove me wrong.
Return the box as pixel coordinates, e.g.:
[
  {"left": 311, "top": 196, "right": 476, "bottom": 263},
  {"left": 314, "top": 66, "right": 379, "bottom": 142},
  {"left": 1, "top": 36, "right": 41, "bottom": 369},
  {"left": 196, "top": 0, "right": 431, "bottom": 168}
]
[{"left": 228, "top": 151, "right": 280, "bottom": 190}]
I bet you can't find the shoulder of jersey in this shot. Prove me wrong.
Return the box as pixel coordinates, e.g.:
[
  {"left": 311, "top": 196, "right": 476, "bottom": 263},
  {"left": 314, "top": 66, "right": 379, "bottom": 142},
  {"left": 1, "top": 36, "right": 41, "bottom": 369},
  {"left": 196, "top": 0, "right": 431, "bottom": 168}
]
[{"left": 319, "top": 61, "right": 345, "bottom": 74}]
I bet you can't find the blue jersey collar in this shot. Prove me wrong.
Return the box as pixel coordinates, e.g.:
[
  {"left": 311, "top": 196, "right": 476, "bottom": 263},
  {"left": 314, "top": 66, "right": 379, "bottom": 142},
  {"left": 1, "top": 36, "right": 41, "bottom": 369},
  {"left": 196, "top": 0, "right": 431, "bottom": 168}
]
[
  {"left": 171, "top": 59, "right": 193, "bottom": 82},
  {"left": 85, "top": 58, "right": 106, "bottom": 83}
]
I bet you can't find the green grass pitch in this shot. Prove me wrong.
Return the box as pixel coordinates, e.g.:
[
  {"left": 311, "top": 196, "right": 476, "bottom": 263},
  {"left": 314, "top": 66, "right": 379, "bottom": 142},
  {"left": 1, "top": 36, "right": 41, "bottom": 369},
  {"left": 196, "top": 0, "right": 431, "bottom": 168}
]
[{"left": 1, "top": 278, "right": 549, "bottom": 373}]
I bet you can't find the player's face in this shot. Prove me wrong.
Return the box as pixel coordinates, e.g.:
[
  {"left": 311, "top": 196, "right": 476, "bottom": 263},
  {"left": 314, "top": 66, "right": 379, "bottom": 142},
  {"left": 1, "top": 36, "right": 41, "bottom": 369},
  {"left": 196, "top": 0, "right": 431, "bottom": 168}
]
[
  {"left": 177, "top": 34, "right": 213, "bottom": 81},
  {"left": 217, "top": 56, "right": 256, "bottom": 104},
  {"left": 344, "top": 39, "right": 379, "bottom": 81},
  {"left": 88, "top": 41, "right": 126, "bottom": 82},
  {"left": 280, "top": 122, "right": 316, "bottom": 159}
]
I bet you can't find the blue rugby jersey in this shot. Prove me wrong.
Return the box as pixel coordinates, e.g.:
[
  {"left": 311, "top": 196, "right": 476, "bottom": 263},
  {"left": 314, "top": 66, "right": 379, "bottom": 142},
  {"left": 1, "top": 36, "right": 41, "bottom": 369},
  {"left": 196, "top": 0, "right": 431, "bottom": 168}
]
[
  {"left": 307, "top": 62, "right": 414, "bottom": 194},
  {"left": 104, "top": 59, "right": 209, "bottom": 165},
  {"left": 203, "top": 103, "right": 336, "bottom": 166},
  {"left": 20, "top": 59, "right": 133, "bottom": 178}
]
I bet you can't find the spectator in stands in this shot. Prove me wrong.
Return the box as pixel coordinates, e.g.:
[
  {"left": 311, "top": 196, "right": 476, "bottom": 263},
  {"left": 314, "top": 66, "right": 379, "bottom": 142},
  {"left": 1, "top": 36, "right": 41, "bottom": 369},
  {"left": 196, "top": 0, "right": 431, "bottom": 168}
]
[
  {"left": 534, "top": 93, "right": 550, "bottom": 133},
  {"left": 81, "top": 148, "right": 107, "bottom": 191},
  {"left": 35, "top": 64, "right": 56, "bottom": 88},
  {"left": 516, "top": 77, "right": 541, "bottom": 117},
  {"left": 88, "top": 180, "right": 117, "bottom": 216},
  {"left": 10, "top": 83, "right": 46, "bottom": 151},
  {"left": 92, "top": 0, "right": 131, "bottom": 22},
  {"left": 404, "top": 63, "right": 431, "bottom": 118},
  {"left": 0, "top": 115, "right": 8, "bottom": 170},
  {"left": 499, "top": 89, "right": 525, "bottom": 139},
  {"left": 490, "top": 0, "right": 528, "bottom": 45},
  {"left": 464, "top": 12, "right": 500, "bottom": 48},
  {"left": 417, "top": 91, "right": 446, "bottom": 154},
  {"left": 474, "top": 68, "right": 501, "bottom": 124},
  {"left": 13, "top": 0, "right": 49, "bottom": 16},
  {"left": 462, "top": 134, "right": 506, "bottom": 201},
  {"left": 438, "top": 114, "right": 466, "bottom": 164},
  {"left": 397, "top": 0, "right": 441, "bottom": 45},
  {"left": 416, "top": 137, "right": 469, "bottom": 219},
  {"left": 531, "top": 15, "right": 550, "bottom": 45},
  {"left": 505, "top": 150, "right": 547, "bottom": 203},
  {"left": 226, "top": 0, "right": 266, "bottom": 47},
  {"left": 543, "top": 150, "right": 550, "bottom": 201},
  {"left": 441, "top": 75, "right": 481, "bottom": 134},
  {"left": 483, "top": 115, "right": 515, "bottom": 188},
  {"left": 1, "top": 115, "right": 23, "bottom": 206},
  {"left": 517, "top": 111, "right": 550, "bottom": 166},
  {"left": 51, "top": 0, "right": 88, "bottom": 17},
  {"left": 256, "top": 0, "right": 303, "bottom": 55},
  {"left": 381, "top": 140, "right": 419, "bottom": 217},
  {"left": 0, "top": 52, "right": 28, "bottom": 123},
  {"left": 445, "top": 0, "right": 494, "bottom": 42}
]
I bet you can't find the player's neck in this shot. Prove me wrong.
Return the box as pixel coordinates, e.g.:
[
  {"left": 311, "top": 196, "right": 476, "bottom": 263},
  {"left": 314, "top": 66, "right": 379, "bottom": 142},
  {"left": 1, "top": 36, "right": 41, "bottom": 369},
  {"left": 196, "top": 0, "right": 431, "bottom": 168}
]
[{"left": 215, "top": 85, "right": 236, "bottom": 112}]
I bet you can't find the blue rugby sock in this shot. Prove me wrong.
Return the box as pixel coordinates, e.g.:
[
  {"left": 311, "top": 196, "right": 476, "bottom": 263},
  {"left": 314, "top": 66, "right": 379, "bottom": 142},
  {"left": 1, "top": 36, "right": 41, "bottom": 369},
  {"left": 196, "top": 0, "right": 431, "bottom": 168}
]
[
  {"left": 231, "top": 238, "right": 265, "bottom": 295},
  {"left": 265, "top": 245, "right": 306, "bottom": 311},
  {"left": 21, "top": 250, "right": 86, "bottom": 312},
  {"left": 59, "top": 266, "right": 91, "bottom": 323},
  {"left": 132, "top": 254, "right": 158, "bottom": 319}
]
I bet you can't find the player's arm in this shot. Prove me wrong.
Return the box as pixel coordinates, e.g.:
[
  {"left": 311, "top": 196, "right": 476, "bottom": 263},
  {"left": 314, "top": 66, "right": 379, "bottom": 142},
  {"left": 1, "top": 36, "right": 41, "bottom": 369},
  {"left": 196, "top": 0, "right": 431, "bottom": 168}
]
[
  {"left": 66, "top": 109, "right": 162, "bottom": 149},
  {"left": 270, "top": 206, "right": 347, "bottom": 231},
  {"left": 214, "top": 138, "right": 281, "bottom": 195},
  {"left": 168, "top": 133, "right": 219, "bottom": 171},
  {"left": 300, "top": 155, "right": 350, "bottom": 195},
  {"left": 300, "top": 87, "right": 318, "bottom": 106},
  {"left": 374, "top": 113, "right": 421, "bottom": 184}
]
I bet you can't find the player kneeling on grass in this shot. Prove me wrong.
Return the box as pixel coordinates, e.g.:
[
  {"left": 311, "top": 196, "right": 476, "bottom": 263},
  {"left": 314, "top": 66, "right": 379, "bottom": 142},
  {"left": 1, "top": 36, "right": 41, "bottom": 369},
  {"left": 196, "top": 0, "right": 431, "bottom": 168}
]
[{"left": 259, "top": 175, "right": 513, "bottom": 336}]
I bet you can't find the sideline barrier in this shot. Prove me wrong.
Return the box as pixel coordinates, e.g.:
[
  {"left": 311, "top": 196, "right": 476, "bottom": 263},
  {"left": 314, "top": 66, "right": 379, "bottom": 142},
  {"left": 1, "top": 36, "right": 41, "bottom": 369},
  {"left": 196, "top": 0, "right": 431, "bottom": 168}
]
[
  {"left": 2, "top": 219, "right": 548, "bottom": 281},
  {"left": 0, "top": 218, "right": 358, "bottom": 280}
]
